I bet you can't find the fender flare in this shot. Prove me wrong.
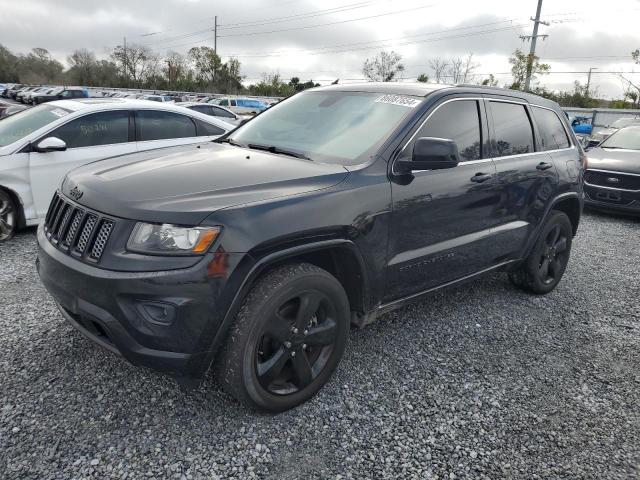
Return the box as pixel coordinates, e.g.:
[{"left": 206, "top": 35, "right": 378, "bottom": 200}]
[
  {"left": 194, "top": 238, "right": 368, "bottom": 380},
  {"left": 521, "top": 191, "right": 582, "bottom": 260}
]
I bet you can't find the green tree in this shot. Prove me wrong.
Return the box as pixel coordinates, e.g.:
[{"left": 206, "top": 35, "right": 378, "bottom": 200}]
[
  {"left": 362, "top": 51, "right": 404, "bottom": 82},
  {"left": 509, "top": 49, "right": 549, "bottom": 90},
  {"left": 481, "top": 74, "right": 498, "bottom": 86}
]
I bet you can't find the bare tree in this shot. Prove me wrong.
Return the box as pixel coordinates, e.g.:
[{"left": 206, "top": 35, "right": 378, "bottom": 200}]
[
  {"left": 362, "top": 51, "right": 405, "bottom": 82},
  {"left": 448, "top": 53, "right": 478, "bottom": 84},
  {"left": 429, "top": 57, "right": 449, "bottom": 83}
]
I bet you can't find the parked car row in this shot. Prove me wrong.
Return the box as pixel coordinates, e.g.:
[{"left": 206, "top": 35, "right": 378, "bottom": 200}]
[
  {"left": 567, "top": 113, "right": 640, "bottom": 149},
  {"left": 1, "top": 83, "right": 89, "bottom": 104}
]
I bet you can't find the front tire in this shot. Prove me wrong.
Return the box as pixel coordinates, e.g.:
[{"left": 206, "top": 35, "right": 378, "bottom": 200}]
[
  {"left": 508, "top": 210, "right": 573, "bottom": 294},
  {"left": 0, "top": 189, "right": 18, "bottom": 241},
  {"left": 215, "top": 263, "right": 350, "bottom": 412}
]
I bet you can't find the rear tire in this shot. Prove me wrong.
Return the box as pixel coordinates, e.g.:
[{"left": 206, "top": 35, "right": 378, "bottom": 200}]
[
  {"left": 215, "top": 262, "right": 350, "bottom": 412},
  {"left": 0, "top": 189, "right": 18, "bottom": 241},
  {"left": 508, "top": 210, "right": 573, "bottom": 294}
]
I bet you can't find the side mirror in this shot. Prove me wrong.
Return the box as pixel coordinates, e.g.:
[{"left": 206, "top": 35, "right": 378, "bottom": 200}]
[
  {"left": 34, "top": 137, "right": 67, "bottom": 153},
  {"left": 395, "top": 137, "right": 460, "bottom": 174}
]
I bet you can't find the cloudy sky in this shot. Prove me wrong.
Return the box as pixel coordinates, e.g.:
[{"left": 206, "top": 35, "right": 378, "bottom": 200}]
[{"left": 1, "top": 0, "right": 640, "bottom": 97}]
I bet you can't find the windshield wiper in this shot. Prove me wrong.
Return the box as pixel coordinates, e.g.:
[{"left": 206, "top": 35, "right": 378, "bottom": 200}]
[
  {"left": 218, "top": 137, "right": 244, "bottom": 147},
  {"left": 247, "top": 143, "right": 312, "bottom": 160}
]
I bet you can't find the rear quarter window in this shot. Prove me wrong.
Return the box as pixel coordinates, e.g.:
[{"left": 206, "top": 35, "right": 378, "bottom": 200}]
[{"left": 531, "top": 106, "right": 570, "bottom": 151}]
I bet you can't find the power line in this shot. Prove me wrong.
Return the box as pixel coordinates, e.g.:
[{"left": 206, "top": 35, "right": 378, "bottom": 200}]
[
  {"left": 217, "top": 4, "right": 441, "bottom": 38},
  {"left": 224, "top": 19, "right": 523, "bottom": 57},
  {"left": 218, "top": 1, "right": 375, "bottom": 28}
]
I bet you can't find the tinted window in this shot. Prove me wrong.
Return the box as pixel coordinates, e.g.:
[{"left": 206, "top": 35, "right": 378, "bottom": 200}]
[
  {"left": 491, "top": 102, "right": 534, "bottom": 156},
  {"left": 195, "top": 119, "right": 225, "bottom": 136},
  {"left": 219, "top": 99, "right": 228, "bottom": 106},
  {"left": 189, "top": 105, "right": 208, "bottom": 113},
  {"left": 230, "top": 100, "right": 236, "bottom": 106},
  {"left": 211, "top": 106, "right": 235, "bottom": 119},
  {"left": 408, "top": 100, "right": 481, "bottom": 161},
  {"left": 531, "top": 107, "right": 570, "bottom": 151},
  {"left": 136, "top": 110, "right": 196, "bottom": 141},
  {"left": 48, "top": 111, "right": 129, "bottom": 148}
]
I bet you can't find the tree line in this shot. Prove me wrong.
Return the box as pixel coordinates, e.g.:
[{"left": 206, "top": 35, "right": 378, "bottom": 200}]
[
  {"left": 0, "top": 43, "right": 319, "bottom": 97},
  {"left": 362, "top": 49, "right": 640, "bottom": 109},
  {"left": 2, "top": 41, "right": 639, "bottom": 106}
]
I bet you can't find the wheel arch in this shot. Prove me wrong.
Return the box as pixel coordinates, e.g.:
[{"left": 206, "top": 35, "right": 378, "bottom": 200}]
[
  {"left": 192, "top": 239, "right": 370, "bottom": 383},
  {"left": 0, "top": 185, "right": 26, "bottom": 229},
  {"left": 549, "top": 193, "right": 582, "bottom": 236}
]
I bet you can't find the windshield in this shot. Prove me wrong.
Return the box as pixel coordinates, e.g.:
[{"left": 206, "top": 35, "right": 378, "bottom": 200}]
[
  {"left": 0, "top": 104, "right": 71, "bottom": 147},
  {"left": 600, "top": 126, "right": 640, "bottom": 150},
  {"left": 611, "top": 118, "right": 640, "bottom": 129},
  {"left": 228, "top": 91, "right": 421, "bottom": 165}
]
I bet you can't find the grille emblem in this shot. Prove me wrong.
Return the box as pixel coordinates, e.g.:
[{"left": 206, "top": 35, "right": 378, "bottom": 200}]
[
  {"left": 606, "top": 177, "right": 619, "bottom": 184},
  {"left": 69, "top": 186, "right": 84, "bottom": 200}
]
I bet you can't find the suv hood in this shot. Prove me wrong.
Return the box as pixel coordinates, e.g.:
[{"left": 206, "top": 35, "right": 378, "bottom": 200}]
[
  {"left": 586, "top": 147, "right": 640, "bottom": 175},
  {"left": 63, "top": 142, "right": 349, "bottom": 225}
]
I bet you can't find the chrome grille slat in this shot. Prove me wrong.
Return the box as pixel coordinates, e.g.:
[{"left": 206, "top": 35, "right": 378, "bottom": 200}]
[
  {"left": 43, "top": 193, "right": 115, "bottom": 262},
  {"left": 63, "top": 209, "right": 84, "bottom": 247},
  {"left": 51, "top": 202, "right": 69, "bottom": 239},
  {"left": 75, "top": 214, "right": 98, "bottom": 254},
  {"left": 89, "top": 220, "right": 114, "bottom": 260}
]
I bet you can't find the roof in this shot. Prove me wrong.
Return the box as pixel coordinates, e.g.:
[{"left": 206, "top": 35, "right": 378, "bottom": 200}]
[
  {"left": 311, "top": 82, "right": 451, "bottom": 96},
  {"left": 309, "top": 82, "right": 563, "bottom": 107}
]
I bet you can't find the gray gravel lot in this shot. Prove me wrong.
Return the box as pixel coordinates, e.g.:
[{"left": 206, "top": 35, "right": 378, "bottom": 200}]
[{"left": 1, "top": 211, "right": 639, "bottom": 479}]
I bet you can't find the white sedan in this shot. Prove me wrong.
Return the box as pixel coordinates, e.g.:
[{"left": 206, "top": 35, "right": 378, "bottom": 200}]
[{"left": 0, "top": 98, "right": 234, "bottom": 240}]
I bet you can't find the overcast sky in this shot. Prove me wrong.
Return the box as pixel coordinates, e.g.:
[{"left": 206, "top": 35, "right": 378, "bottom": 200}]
[{"left": 1, "top": 0, "right": 640, "bottom": 97}]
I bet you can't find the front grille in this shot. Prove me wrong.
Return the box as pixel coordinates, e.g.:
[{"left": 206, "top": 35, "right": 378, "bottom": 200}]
[
  {"left": 585, "top": 170, "right": 640, "bottom": 190},
  {"left": 44, "top": 192, "right": 115, "bottom": 263}
]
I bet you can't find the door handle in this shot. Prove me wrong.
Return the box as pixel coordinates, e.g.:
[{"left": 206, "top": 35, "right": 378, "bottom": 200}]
[
  {"left": 470, "top": 172, "right": 492, "bottom": 183},
  {"left": 536, "top": 162, "right": 553, "bottom": 171}
]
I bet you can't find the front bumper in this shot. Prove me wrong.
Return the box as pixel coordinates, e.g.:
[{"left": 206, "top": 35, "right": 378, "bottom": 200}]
[
  {"left": 584, "top": 184, "right": 640, "bottom": 215},
  {"left": 37, "top": 225, "right": 244, "bottom": 378}
]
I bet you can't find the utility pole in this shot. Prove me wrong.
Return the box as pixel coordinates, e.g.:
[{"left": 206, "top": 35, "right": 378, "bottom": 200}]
[
  {"left": 520, "top": 0, "right": 549, "bottom": 91},
  {"left": 586, "top": 67, "right": 598, "bottom": 96},
  {"left": 214, "top": 16, "right": 217, "bottom": 55}
]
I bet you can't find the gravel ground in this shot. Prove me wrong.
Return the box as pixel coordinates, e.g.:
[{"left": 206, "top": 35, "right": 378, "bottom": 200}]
[{"left": 1, "top": 211, "right": 639, "bottom": 479}]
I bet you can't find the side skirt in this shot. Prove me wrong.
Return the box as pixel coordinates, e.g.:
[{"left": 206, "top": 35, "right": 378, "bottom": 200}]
[{"left": 353, "top": 259, "right": 519, "bottom": 328}]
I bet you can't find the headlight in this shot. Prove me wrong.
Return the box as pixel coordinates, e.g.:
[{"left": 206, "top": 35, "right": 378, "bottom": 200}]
[{"left": 127, "top": 223, "right": 220, "bottom": 255}]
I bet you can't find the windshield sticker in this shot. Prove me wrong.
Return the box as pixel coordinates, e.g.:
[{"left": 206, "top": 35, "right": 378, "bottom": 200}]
[
  {"left": 50, "top": 108, "right": 69, "bottom": 118},
  {"left": 375, "top": 94, "right": 421, "bottom": 108}
]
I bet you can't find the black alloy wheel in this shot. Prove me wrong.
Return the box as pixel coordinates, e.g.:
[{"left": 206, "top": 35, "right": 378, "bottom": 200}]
[
  {"left": 0, "top": 190, "right": 17, "bottom": 241},
  {"left": 216, "top": 263, "right": 350, "bottom": 412},
  {"left": 508, "top": 210, "right": 573, "bottom": 294},
  {"left": 256, "top": 289, "right": 339, "bottom": 395},
  {"left": 537, "top": 224, "right": 569, "bottom": 286}
]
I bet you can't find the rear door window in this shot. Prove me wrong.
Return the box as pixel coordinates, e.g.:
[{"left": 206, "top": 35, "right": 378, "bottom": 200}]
[
  {"left": 48, "top": 110, "right": 129, "bottom": 148},
  {"left": 531, "top": 106, "right": 570, "bottom": 151},
  {"left": 136, "top": 110, "right": 197, "bottom": 141},
  {"left": 490, "top": 102, "right": 534, "bottom": 156}
]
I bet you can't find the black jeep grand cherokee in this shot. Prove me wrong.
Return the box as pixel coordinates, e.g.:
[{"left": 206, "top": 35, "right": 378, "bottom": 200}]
[{"left": 37, "top": 83, "right": 584, "bottom": 411}]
